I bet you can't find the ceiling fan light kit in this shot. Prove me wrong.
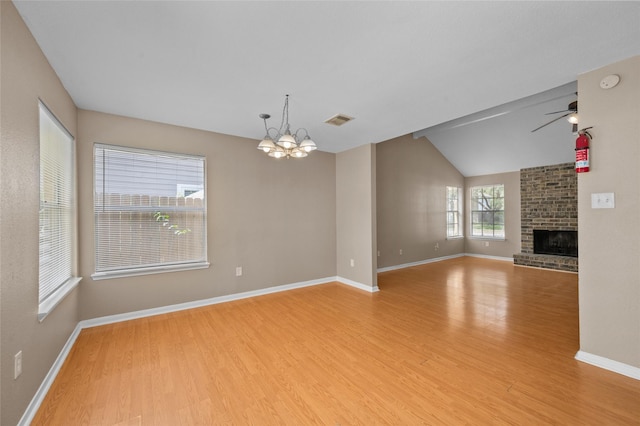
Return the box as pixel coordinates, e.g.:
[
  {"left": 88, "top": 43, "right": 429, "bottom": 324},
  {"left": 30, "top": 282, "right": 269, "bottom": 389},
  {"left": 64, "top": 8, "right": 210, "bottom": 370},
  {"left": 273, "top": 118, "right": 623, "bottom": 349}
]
[{"left": 257, "top": 95, "right": 317, "bottom": 159}]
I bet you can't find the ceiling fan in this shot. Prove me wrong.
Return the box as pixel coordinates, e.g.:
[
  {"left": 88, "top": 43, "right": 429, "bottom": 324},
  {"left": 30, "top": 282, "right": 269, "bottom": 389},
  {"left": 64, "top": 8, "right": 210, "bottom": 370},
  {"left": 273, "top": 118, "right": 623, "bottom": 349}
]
[{"left": 531, "top": 99, "right": 578, "bottom": 133}]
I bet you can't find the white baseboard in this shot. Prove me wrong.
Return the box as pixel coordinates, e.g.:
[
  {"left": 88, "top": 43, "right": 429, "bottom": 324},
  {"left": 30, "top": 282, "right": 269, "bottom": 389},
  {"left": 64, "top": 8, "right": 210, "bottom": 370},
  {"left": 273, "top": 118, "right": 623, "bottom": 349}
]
[
  {"left": 464, "top": 253, "right": 514, "bottom": 262},
  {"left": 18, "top": 326, "right": 83, "bottom": 426},
  {"left": 336, "top": 276, "right": 379, "bottom": 293},
  {"left": 575, "top": 350, "right": 640, "bottom": 380},
  {"left": 377, "top": 253, "right": 513, "bottom": 274},
  {"left": 81, "top": 276, "right": 335, "bottom": 329},
  {"left": 377, "top": 253, "right": 464, "bottom": 273},
  {"left": 18, "top": 276, "right": 336, "bottom": 425}
]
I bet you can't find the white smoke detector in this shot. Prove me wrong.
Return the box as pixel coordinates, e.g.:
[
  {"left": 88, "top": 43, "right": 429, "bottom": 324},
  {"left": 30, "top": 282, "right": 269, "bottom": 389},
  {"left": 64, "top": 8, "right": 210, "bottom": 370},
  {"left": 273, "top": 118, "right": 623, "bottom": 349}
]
[{"left": 600, "top": 74, "right": 620, "bottom": 90}]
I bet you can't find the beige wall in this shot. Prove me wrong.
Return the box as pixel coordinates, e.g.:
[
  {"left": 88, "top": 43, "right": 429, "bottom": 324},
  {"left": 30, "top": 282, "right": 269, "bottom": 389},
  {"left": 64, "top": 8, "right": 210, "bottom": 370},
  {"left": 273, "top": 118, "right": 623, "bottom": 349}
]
[
  {"left": 376, "top": 135, "right": 465, "bottom": 268},
  {"left": 577, "top": 55, "right": 640, "bottom": 368},
  {"left": 77, "top": 110, "right": 337, "bottom": 319},
  {"left": 465, "top": 171, "right": 521, "bottom": 258},
  {"left": 0, "top": 2, "right": 79, "bottom": 424},
  {"left": 336, "top": 144, "right": 377, "bottom": 288}
]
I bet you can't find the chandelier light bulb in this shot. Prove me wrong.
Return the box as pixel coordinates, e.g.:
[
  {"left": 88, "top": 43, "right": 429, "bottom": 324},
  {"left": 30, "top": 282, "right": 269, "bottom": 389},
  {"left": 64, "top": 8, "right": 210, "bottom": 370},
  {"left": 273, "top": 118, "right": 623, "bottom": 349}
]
[
  {"left": 291, "top": 147, "right": 307, "bottom": 158},
  {"left": 300, "top": 137, "right": 317, "bottom": 153},
  {"left": 278, "top": 132, "right": 296, "bottom": 150},
  {"left": 258, "top": 137, "right": 276, "bottom": 153},
  {"left": 268, "top": 145, "right": 286, "bottom": 158}
]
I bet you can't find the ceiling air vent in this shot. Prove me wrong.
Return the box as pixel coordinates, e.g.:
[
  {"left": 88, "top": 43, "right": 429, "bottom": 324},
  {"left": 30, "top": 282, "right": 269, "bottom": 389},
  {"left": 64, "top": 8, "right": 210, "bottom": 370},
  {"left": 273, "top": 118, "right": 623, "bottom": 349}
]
[{"left": 324, "top": 113, "right": 354, "bottom": 126}]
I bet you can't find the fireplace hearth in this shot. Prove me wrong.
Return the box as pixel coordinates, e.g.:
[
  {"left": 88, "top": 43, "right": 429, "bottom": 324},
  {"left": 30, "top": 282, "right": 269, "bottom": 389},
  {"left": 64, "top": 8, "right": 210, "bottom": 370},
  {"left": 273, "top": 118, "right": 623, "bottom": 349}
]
[{"left": 533, "top": 230, "right": 578, "bottom": 257}]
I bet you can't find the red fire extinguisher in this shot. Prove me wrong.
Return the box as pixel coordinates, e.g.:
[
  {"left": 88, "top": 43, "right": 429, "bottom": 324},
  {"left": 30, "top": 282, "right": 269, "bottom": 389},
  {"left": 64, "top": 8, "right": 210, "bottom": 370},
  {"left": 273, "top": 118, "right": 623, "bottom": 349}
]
[{"left": 575, "top": 128, "right": 593, "bottom": 173}]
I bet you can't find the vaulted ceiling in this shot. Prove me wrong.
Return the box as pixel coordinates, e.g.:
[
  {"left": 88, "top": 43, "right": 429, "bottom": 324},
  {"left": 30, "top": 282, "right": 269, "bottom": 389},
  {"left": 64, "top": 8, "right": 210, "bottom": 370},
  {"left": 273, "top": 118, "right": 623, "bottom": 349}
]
[
  {"left": 417, "top": 81, "right": 578, "bottom": 177},
  {"left": 13, "top": 1, "right": 640, "bottom": 176}
]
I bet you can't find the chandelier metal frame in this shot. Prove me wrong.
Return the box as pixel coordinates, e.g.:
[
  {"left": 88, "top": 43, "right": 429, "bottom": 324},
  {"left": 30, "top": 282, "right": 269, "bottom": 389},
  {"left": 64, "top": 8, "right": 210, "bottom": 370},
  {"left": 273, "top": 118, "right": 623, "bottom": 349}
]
[{"left": 257, "top": 95, "right": 317, "bottom": 159}]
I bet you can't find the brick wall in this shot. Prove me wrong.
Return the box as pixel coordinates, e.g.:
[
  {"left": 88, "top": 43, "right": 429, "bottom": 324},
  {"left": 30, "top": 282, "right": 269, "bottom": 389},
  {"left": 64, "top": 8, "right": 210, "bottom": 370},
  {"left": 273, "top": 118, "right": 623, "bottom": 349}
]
[{"left": 514, "top": 163, "right": 578, "bottom": 272}]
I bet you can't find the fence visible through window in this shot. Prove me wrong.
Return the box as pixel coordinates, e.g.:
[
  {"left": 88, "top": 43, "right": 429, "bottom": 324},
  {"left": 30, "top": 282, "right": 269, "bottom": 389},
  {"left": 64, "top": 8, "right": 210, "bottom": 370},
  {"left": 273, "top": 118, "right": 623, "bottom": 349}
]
[{"left": 94, "top": 144, "right": 207, "bottom": 276}]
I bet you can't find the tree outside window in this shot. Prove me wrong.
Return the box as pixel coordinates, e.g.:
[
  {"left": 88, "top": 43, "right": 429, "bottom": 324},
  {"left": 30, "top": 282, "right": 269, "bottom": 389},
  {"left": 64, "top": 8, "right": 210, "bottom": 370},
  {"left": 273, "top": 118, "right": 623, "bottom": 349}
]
[{"left": 470, "top": 184, "right": 504, "bottom": 238}]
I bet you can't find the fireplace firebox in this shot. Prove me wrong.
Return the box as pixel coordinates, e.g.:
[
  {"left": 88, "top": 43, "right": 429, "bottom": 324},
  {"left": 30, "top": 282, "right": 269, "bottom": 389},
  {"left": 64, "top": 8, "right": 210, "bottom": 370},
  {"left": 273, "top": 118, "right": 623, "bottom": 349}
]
[{"left": 533, "top": 230, "right": 578, "bottom": 257}]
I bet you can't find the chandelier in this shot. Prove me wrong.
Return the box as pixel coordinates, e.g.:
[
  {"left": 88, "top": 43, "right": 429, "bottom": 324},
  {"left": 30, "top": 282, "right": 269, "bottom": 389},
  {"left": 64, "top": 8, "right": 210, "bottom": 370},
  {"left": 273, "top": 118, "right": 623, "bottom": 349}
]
[{"left": 257, "top": 95, "right": 317, "bottom": 159}]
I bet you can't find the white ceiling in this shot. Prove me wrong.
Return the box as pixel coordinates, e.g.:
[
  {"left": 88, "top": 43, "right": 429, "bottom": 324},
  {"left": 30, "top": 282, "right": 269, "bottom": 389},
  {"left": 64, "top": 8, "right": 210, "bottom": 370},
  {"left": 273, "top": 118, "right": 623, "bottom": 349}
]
[{"left": 13, "top": 1, "right": 640, "bottom": 176}]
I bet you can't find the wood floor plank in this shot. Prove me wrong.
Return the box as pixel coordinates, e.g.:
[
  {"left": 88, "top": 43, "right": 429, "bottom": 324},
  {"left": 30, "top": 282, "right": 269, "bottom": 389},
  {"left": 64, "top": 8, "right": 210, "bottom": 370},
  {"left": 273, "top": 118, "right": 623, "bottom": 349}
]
[{"left": 32, "top": 257, "right": 640, "bottom": 425}]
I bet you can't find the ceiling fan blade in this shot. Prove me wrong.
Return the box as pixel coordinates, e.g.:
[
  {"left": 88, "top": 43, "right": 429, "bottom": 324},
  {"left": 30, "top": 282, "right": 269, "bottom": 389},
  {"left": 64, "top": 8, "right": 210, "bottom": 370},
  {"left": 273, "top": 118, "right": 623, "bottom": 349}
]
[
  {"left": 545, "top": 99, "right": 578, "bottom": 115},
  {"left": 531, "top": 112, "right": 571, "bottom": 133}
]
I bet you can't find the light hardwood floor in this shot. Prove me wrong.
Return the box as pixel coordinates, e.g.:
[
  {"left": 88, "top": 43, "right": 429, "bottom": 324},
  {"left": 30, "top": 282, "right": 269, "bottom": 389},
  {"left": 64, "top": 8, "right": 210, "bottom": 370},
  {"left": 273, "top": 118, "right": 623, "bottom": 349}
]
[{"left": 33, "top": 257, "right": 640, "bottom": 425}]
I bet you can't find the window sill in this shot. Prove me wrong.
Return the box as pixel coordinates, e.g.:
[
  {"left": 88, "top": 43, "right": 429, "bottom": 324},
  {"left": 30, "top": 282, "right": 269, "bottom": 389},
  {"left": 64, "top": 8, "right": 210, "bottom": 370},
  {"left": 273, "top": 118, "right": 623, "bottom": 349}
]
[
  {"left": 446, "top": 236, "right": 464, "bottom": 240},
  {"left": 38, "top": 276, "right": 82, "bottom": 322},
  {"left": 469, "top": 237, "right": 506, "bottom": 241},
  {"left": 91, "top": 261, "right": 210, "bottom": 281}
]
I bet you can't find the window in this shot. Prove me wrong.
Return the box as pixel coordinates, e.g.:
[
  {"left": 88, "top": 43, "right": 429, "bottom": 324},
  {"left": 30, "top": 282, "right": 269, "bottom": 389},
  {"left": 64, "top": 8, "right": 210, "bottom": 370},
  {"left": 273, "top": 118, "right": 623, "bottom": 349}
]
[
  {"left": 39, "top": 102, "right": 80, "bottom": 320},
  {"left": 470, "top": 184, "right": 504, "bottom": 239},
  {"left": 93, "top": 144, "right": 208, "bottom": 279},
  {"left": 446, "top": 186, "right": 463, "bottom": 238}
]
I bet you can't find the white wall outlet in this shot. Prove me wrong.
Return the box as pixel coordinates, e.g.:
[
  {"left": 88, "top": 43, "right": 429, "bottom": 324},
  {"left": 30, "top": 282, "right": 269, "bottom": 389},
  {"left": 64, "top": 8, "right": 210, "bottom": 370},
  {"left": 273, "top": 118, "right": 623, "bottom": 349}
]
[
  {"left": 591, "top": 192, "right": 615, "bottom": 209},
  {"left": 14, "top": 351, "right": 22, "bottom": 379},
  {"left": 434, "top": 242, "right": 439, "bottom": 251},
  {"left": 399, "top": 249, "right": 403, "bottom": 255},
  {"left": 350, "top": 259, "right": 355, "bottom": 267},
  {"left": 377, "top": 250, "right": 380, "bottom": 257},
  {"left": 235, "top": 266, "right": 242, "bottom": 276},
  {"left": 484, "top": 241, "right": 490, "bottom": 247}
]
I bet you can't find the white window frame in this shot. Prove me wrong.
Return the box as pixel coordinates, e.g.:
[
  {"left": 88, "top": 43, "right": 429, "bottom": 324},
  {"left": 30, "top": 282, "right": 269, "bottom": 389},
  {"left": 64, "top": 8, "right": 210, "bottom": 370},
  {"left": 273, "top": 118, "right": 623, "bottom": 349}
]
[
  {"left": 92, "top": 144, "right": 209, "bottom": 280},
  {"left": 470, "top": 184, "right": 505, "bottom": 240},
  {"left": 446, "top": 186, "right": 463, "bottom": 239},
  {"left": 38, "top": 101, "right": 81, "bottom": 321}
]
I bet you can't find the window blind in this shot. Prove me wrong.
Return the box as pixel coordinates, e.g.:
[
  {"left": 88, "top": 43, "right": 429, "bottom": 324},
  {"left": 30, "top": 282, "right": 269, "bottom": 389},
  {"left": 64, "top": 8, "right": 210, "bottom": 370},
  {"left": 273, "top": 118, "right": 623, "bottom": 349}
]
[
  {"left": 39, "top": 103, "right": 75, "bottom": 303},
  {"left": 446, "top": 186, "right": 462, "bottom": 238},
  {"left": 94, "top": 144, "right": 206, "bottom": 275}
]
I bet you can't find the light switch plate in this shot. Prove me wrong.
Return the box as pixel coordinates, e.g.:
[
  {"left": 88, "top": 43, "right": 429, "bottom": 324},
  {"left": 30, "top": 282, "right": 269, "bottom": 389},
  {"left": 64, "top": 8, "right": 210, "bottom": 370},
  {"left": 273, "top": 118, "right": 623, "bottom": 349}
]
[{"left": 591, "top": 193, "right": 615, "bottom": 209}]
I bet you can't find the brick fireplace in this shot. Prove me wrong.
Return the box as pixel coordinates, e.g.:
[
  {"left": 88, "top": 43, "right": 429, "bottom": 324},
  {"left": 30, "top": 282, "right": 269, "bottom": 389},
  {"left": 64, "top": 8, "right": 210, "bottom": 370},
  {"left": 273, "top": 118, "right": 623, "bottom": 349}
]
[{"left": 513, "top": 163, "right": 578, "bottom": 272}]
